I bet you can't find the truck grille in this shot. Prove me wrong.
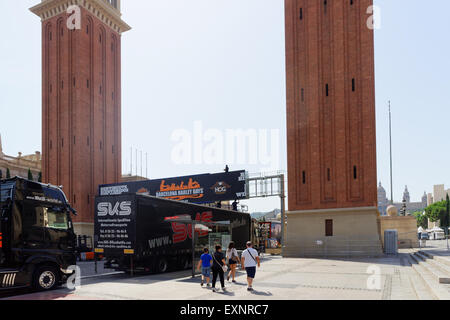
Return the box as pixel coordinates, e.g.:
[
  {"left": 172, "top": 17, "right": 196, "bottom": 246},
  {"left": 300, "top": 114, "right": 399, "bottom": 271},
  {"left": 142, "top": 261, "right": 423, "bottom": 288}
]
[{"left": 1, "top": 273, "right": 17, "bottom": 288}]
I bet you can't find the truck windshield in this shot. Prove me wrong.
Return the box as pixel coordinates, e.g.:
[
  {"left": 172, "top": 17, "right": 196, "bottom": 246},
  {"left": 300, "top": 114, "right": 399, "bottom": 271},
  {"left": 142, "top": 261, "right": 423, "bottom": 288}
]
[{"left": 22, "top": 202, "right": 70, "bottom": 230}]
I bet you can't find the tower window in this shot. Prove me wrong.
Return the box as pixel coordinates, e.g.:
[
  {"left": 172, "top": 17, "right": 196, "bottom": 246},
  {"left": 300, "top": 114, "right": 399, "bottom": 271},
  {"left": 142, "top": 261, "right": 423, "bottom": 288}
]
[
  {"left": 325, "top": 219, "right": 333, "bottom": 237},
  {"left": 352, "top": 78, "right": 355, "bottom": 92},
  {"left": 353, "top": 166, "right": 358, "bottom": 180},
  {"left": 325, "top": 84, "right": 329, "bottom": 96},
  {"left": 302, "top": 171, "right": 306, "bottom": 184},
  {"left": 299, "top": 8, "right": 303, "bottom": 20},
  {"left": 301, "top": 88, "right": 304, "bottom": 102},
  {"left": 327, "top": 168, "right": 331, "bottom": 181}
]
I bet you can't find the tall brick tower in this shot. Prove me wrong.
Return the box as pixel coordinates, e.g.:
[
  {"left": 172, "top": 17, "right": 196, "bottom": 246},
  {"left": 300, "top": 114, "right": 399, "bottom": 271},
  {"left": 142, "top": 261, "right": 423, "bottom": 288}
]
[
  {"left": 30, "top": 0, "right": 130, "bottom": 237},
  {"left": 284, "top": 0, "right": 382, "bottom": 256}
]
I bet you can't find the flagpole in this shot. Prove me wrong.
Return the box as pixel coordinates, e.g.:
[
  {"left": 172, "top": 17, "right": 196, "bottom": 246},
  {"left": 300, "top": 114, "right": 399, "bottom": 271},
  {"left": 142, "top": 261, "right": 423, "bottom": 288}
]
[{"left": 389, "top": 101, "right": 394, "bottom": 204}]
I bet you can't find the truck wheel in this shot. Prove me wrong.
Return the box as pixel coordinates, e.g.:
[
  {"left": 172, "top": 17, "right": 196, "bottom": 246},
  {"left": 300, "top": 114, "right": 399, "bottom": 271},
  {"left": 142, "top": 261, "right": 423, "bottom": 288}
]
[
  {"left": 176, "top": 256, "right": 189, "bottom": 270},
  {"left": 33, "top": 266, "right": 60, "bottom": 291},
  {"left": 157, "top": 258, "right": 168, "bottom": 273},
  {"left": 182, "top": 256, "right": 190, "bottom": 270}
]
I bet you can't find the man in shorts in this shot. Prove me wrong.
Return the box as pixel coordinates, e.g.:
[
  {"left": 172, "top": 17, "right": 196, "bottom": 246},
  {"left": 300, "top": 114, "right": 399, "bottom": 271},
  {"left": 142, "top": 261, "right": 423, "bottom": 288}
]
[
  {"left": 240, "top": 241, "right": 260, "bottom": 291},
  {"left": 197, "top": 247, "right": 212, "bottom": 287}
]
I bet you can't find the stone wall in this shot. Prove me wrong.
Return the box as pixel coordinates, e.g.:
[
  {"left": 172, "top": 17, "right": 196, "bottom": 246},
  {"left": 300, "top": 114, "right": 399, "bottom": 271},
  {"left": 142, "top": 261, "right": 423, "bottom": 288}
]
[
  {"left": 284, "top": 207, "right": 383, "bottom": 257},
  {"left": 379, "top": 216, "right": 419, "bottom": 249}
]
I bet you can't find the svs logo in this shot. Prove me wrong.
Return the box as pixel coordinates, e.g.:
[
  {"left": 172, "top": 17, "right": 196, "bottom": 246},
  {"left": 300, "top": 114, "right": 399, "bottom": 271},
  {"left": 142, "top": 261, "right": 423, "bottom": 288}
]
[
  {"left": 171, "top": 211, "right": 212, "bottom": 244},
  {"left": 97, "top": 201, "right": 132, "bottom": 216}
]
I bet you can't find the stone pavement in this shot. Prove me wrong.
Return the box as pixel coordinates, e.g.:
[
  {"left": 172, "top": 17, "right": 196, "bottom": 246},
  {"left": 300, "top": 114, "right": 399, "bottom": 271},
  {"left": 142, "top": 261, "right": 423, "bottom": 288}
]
[{"left": 2, "top": 253, "right": 430, "bottom": 300}]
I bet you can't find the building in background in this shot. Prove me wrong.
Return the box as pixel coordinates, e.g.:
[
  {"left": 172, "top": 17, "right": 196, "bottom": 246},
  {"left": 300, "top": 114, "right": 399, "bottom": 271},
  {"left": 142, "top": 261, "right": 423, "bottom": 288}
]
[
  {"left": 377, "top": 182, "right": 389, "bottom": 215},
  {"left": 30, "top": 0, "right": 130, "bottom": 237},
  {"left": 432, "top": 185, "right": 450, "bottom": 203},
  {"left": 0, "top": 134, "right": 41, "bottom": 181},
  {"left": 378, "top": 183, "right": 427, "bottom": 216},
  {"left": 284, "top": 0, "right": 382, "bottom": 256}
]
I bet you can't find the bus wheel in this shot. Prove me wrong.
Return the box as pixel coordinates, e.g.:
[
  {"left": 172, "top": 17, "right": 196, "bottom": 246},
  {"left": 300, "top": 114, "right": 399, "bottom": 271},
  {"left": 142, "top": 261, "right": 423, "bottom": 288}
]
[
  {"left": 33, "top": 265, "right": 59, "bottom": 291},
  {"left": 157, "top": 258, "right": 168, "bottom": 273}
]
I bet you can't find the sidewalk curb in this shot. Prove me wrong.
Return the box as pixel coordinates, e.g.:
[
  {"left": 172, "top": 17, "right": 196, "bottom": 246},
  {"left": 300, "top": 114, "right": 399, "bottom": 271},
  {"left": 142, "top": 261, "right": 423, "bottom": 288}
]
[{"left": 80, "top": 272, "right": 124, "bottom": 280}]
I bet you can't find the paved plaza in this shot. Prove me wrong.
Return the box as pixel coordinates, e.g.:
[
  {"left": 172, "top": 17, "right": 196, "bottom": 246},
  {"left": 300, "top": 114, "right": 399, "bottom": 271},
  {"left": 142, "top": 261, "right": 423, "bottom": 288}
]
[{"left": 5, "top": 251, "right": 448, "bottom": 300}]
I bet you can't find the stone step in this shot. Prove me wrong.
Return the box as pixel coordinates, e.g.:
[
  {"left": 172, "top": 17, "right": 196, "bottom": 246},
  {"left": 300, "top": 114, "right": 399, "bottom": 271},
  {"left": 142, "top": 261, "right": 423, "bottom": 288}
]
[
  {"left": 419, "top": 251, "right": 450, "bottom": 268},
  {"left": 408, "top": 253, "right": 450, "bottom": 300},
  {"left": 406, "top": 255, "right": 438, "bottom": 300},
  {"left": 413, "top": 252, "right": 450, "bottom": 284},
  {"left": 418, "top": 252, "right": 450, "bottom": 279}
]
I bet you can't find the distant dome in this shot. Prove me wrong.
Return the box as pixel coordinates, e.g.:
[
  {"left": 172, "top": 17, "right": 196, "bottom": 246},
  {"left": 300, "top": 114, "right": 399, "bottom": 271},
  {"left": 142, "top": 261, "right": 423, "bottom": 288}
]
[
  {"left": 386, "top": 205, "right": 398, "bottom": 217},
  {"left": 378, "top": 182, "right": 386, "bottom": 192},
  {"left": 276, "top": 213, "right": 281, "bottom": 220}
]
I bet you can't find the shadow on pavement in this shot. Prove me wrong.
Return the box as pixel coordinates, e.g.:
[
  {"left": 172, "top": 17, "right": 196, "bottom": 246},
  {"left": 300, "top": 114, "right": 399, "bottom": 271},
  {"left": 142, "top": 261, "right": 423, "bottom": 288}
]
[
  {"left": 250, "top": 289, "right": 272, "bottom": 296},
  {"left": 1, "top": 288, "right": 74, "bottom": 300}
]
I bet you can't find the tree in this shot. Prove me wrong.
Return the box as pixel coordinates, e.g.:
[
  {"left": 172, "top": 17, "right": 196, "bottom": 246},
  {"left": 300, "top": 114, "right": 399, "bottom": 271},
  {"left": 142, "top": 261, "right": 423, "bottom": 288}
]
[
  {"left": 442, "top": 194, "right": 450, "bottom": 233},
  {"left": 6, "top": 168, "right": 10, "bottom": 179},
  {"left": 38, "top": 172, "right": 42, "bottom": 183},
  {"left": 28, "top": 169, "right": 33, "bottom": 181},
  {"left": 413, "top": 211, "right": 428, "bottom": 229},
  {"left": 425, "top": 201, "right": 447, "bottom": 223}
]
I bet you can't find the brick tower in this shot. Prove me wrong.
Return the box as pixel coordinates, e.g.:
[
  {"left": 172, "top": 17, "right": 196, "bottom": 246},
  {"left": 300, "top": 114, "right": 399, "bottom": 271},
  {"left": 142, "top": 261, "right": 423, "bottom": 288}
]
[
  {"left": 284, "top": 0, "right": 382, "bottom": 256},
  {"left": 30, "top": 0, "right": 130, "bottom": 237}
]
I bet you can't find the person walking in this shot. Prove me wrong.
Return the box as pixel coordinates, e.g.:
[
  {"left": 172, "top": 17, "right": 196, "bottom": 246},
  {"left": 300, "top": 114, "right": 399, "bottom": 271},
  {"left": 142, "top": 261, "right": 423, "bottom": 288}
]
[
  {"left": 211, "top": 244, "right": 227, "bottom": 292},
  {"left": 226, "top": 241, "right": 240, "bottom": 283},
  {"left": 196, "top": 247, "right": 212, "bottom": 287},
  {"left": 241, "top": 241, "right": 260, "bottom": 291}
]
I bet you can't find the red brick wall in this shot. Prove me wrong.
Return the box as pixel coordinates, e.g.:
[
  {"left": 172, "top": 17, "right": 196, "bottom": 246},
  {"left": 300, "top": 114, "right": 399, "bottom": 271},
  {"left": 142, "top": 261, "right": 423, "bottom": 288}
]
[
  {"left": 41, "top": 7, "right": 122, "bottom": 225},
  {"left": 285, "top": 0, "right": 377, "bottom": 211}
]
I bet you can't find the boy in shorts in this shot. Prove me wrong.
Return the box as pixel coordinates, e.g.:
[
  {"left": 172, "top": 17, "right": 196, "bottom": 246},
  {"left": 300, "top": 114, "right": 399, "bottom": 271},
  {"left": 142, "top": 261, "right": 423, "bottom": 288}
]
[{"left": 197, "top": 247, "right": 213, "bottom": 287}]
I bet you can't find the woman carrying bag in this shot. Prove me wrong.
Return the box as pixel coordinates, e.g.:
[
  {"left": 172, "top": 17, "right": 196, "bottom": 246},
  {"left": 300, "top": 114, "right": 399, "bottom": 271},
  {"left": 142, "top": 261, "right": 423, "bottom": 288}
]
[
  {"left": 226, "top": 241, "right": 240, "bottom": 283},
  {"left": 211, "top": 244, "right": 227, "bottom": 292}
]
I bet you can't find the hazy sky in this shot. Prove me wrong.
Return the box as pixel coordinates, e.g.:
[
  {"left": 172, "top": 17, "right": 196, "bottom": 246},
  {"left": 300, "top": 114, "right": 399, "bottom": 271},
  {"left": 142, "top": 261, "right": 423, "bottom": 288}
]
[{"left": 1, "top": 0, "right": 449, "bottom": 212}]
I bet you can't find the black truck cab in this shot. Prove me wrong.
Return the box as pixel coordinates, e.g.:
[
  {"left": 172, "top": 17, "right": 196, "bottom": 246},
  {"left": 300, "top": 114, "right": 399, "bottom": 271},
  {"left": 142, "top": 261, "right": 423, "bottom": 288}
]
[{"left": 0, "top": 177, "right": 77, "bottom": 290}]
